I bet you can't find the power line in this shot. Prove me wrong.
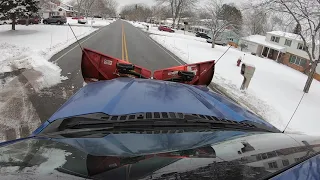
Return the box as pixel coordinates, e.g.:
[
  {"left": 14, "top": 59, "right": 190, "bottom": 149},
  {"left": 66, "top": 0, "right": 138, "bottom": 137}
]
[
  {"left": 215, "top": 45, "right": 232, "bottom": 65},
  {"left": 282, "top": 92, "right": 306, "bottom": 133}
]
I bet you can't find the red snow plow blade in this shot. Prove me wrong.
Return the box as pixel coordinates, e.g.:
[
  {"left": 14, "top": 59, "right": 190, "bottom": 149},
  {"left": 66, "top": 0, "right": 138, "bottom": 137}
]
[
  {"left": 81, "top": 48, "right": 215, "bottom": 86},
  {"left": 153, "top": 61, "right": 215, "bottom": 86},
  {"left": 81, "top": 48, "right": 152, "bottom": 82}
]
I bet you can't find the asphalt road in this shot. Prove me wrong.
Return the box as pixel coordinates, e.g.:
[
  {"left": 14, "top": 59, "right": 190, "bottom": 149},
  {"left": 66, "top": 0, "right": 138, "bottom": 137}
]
[{"left": 28, "top": 20, "right": 187, "bottom": 122}]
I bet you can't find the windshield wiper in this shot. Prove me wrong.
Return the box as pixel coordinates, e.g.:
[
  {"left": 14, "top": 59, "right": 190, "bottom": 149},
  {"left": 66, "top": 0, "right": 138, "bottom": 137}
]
[{"left": 38, "top": 113, "right": 280, "bottom": 138}]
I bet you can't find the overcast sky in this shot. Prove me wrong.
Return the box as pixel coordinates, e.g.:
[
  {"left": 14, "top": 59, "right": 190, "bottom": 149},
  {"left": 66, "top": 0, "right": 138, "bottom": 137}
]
[
  {"left": 116, "top": 0, "right": 245, "bottom": 11},
  {"left": 64, "top": 0, "right": 246, "bottom": 12}
]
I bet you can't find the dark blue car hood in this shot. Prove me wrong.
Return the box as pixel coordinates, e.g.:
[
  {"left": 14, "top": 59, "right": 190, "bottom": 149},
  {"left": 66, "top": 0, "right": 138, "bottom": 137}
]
[{"left": 47, "top": 78, "right": 276, "bottom": 129}]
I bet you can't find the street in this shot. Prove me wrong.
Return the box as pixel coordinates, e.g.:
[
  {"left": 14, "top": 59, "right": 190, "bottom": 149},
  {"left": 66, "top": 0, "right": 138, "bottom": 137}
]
[{"left": 28, "top": 20, "right": 186, "bottom": 122}]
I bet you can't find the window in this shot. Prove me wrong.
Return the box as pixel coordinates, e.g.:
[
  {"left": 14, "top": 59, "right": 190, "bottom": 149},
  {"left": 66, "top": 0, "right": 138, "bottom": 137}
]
[
  {"left": 267, "top": 151, "right": 277, "bottom": 158},
  {"left": 271, "top": 36, "right": 275, "bottom": 41},
  {"left": 271, "top": 36, "right": 280, "bottom": 43},
  {"left": 297, "top": 43, "right": 308, "bottom": 51},
  {"left": 261, "top": 153, "right": 268, "bottom": 160},
  {"left": 289, "top": 55, "right": 307, "bottom": 67},
  {"left": 282, "top": 159, "right": 289, "bottom": 166},
  {"left": 285, "top": 39, "right": 292, "bottom": 46},
  {"left": 268, "top": 161, "right": 278, "bottom": 169}
]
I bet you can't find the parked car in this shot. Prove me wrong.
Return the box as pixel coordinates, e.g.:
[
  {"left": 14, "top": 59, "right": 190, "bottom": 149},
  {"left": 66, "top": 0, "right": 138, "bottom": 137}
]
[
  {"left": 16, "top": 17, "right": 40, "bottom": 25},
  {"left": 206, "top": 37, "right": 227, "bottom": 46},
  {"left": 196, "top": 32, "right": 210, "bottom": 39},
  {"left": 43, "top": 16, "right": 67, "bottom": 25},
  {"left": 0, "top": 17, "right": 12, "bottom": 25},
  {"left": 72, "top": 16, "right": 84, "bottom": 20},
  {"left": 78, "top": 19, "right": 87, "bottom": 24},
  {"left": 94, "top": 15, "right": 102, "bottom": 18},
  {"left": 158, "top": 25, "right": 175, "bottom": 33}
]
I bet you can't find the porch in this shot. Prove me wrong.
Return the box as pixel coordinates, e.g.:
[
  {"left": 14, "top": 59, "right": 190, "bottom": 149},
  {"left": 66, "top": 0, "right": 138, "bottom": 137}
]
[{"left": 258, "top": 45, "right": 286, "bottom": 62}]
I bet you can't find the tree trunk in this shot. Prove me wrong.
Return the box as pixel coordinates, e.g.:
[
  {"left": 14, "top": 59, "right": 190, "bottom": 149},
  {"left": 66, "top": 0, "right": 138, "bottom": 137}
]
[
  {"left": 211, "top": 38, "right": 215, "bottom": 48},
  {"left": 11, "top": 13, "right": 16, "bottom": 30},
  {"left": 303, "top": 60, "right": 318, "bottom": 93},
  {"left": 172, "top": 17, "right": 176, "bottom": 29},
  {"left": 177, "top": 15, "right": 181, "bottom": 30}
]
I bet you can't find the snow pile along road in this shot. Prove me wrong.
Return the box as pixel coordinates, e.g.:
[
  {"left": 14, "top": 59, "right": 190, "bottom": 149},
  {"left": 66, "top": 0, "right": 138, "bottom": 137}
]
[
  {"left": 0, "top": 24, "right": 106, "bottom": 142},
  {"left": 67, "top": 17, "right": 116, "bottom": 27},
  {"left": 133, "top": 21, "right": 320, "bottom": 136}
]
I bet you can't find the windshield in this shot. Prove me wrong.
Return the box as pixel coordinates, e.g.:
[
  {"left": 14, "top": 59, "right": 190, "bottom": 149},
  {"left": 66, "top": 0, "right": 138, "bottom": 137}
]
[
  {"left": 1, "top": 132, "right": 320, "bottom": 180},
  {"left": 1, "top": 0, "right": 320, "bottom": 179}
]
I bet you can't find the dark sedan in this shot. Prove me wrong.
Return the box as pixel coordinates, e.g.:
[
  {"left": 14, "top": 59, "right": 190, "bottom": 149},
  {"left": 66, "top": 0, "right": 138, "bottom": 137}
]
[
  {"left": 16, "top": 17, "right": 40, "bottom": 25},
  {"left": 196, "top": 32, "right": 210, "bottom": 39}
]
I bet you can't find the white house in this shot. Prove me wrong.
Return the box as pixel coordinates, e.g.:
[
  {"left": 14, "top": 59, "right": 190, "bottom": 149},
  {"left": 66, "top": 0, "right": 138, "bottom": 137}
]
[
  {"left": 40, "top": 1, "right": 75, "bottom": 18},
  {"left": 239, "top": 31, "right": 320, "bottom": 80}
]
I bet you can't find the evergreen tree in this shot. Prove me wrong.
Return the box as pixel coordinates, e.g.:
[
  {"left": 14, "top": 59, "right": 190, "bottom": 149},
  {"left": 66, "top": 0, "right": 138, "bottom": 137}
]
[
  {"left": 218, "top": 4, "right": 243, "bottom": 33},
  {"left": 293, "top": 23, "right": 301, "bottom": 34},
  {"left": 0, "top": 0, "right": 39, "bottom": 30}
]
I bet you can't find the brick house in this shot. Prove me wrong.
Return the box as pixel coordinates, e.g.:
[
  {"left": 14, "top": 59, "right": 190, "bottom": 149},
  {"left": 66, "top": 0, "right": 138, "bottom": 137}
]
[{"left": 239, "top": 31, "right": 320, "bottom": 81}]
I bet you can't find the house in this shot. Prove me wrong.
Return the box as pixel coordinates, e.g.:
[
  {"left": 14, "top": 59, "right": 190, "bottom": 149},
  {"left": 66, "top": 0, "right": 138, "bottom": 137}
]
[
  {"left": 239, "top": 31, "right": 320, "bottom": 81},
  {"left": 40, "top": 1, "right": 75, "bottom": 18},
  {"left": 57, "top": 2, "right": 76, "bottom": 17}
]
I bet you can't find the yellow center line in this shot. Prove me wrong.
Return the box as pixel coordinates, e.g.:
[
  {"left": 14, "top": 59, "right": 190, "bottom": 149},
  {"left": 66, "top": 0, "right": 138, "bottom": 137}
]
[
  {"left": 124, "top": 32, "right": 129, "bottom": 62},
  {"left": 121, "top": 22, "right": 129, "bottom": 62}
]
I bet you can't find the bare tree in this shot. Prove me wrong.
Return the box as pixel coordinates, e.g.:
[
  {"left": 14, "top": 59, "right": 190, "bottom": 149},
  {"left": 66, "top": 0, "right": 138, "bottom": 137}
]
[
  {"left": 121, "top": 4, "right": 152, "bottom": 22},
  {"left": 157, "top": 0, "right": 197, "bottom": 29},
  {"left": 83, "top": 0, "right": 95, "bottom": 18},
  {"left": 76, "top": 0, "right": 85, "bottom": 16},
  {"left": 204, "top": 0, "right": 231, "bottom": 48},
  {"left": 242, "top": 8, "right": 268, "bottom": 35},
  {"left": 262, "top": 0, "right": 320, "bottom": 93},
  {"left": 72, "top": 0, "right": 118, "bottom": 18}
]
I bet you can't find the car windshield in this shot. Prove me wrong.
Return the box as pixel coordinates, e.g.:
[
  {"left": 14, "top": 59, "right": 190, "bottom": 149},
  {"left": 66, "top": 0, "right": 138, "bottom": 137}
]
[
  {"left": 1, "top": 132, "right": 319, "bottom": 180},
  {"left": 1, "top": 0, "right": 320, "bottom": 179}
]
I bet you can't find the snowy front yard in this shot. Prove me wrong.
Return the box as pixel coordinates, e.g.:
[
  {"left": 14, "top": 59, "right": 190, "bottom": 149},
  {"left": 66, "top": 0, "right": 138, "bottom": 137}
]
[
  {"left": 0, "top": 23, "right": 112, "bottom": 142},
  {"left": 0, "top": 24, "right": 99, "bottom": 89},
  {"left": 130, "top": 21, "right": 320, "bottom": 136}
]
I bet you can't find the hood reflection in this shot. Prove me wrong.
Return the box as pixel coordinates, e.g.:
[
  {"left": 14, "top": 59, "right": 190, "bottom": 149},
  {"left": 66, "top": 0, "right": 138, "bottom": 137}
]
[{"left": 1, "top": 132, "right": 320, "bottom": 180}]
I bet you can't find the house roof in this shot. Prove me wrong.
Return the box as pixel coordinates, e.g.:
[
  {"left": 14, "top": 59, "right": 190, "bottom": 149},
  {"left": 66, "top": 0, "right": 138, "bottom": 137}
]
[
  {"left": 60, "top": 2, "right": 73, "bottom": 7},
  {"left": 58, "top": 6, "right": 74, "bottom": 12},
  {"left": 268, "top": 31, "right": 320, "bottom": 45},
  {"left": 268, "top": 31, "right": 301, "bottom": 40},
  {"left": 242, "top": 35, "right": 286, "bottom": 52}
]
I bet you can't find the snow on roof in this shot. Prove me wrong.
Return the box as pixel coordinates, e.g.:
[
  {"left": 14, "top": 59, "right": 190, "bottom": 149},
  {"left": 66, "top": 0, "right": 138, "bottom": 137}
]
[
  {"left": 60, "top": 2, "right": 73, "bottom": 7},
  {"left": 242, "top": 35, "right": 286, "bottom": 52},
  {"left": 58, "top": 6, "right": 73, "bottom": 12},
  {"left": 268, "top": 31, "right": 320, "bottom": 45},
  {"left": 268, "top": 31, "right": 301, "bottom": 40}
]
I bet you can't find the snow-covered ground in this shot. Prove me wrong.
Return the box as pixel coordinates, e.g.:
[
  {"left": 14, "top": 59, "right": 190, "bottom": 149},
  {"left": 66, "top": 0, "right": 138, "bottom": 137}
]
[
  {"left": 67, "top": 17, "right": 115, "bottom": 27},
  {"left": 0, "top": 24, "right": 98, "bottom": 89},
  {"left": 130, "top": 21, "right": 320, "bottom": 136},
  {"left": 0, "top": 22, "right": 113, "bottom": 142}
]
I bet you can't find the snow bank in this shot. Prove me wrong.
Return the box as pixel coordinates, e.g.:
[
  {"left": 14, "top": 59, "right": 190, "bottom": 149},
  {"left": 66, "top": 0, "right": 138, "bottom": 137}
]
[
  {"left": 0, "top": 24, "right": 97, "bottom": 90},
  {"left": 0, "top": 23, "right": 109, "bottom": 142},
  {"left": 146, "top": 26, "right": 320, "bottom": 136},
  {"left": 67, "top": 17, "right": 115, "bottom": 27}
]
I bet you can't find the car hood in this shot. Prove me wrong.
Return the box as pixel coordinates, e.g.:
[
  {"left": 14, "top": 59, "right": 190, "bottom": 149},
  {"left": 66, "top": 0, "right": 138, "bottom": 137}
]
[{"left": 48, "top": 78, "right": 276, "bottom": 129}]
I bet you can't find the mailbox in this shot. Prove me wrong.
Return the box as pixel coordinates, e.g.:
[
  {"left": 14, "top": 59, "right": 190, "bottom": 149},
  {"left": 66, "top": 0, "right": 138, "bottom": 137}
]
[{"left": 240, "top": 63, "right": 255, "bottom": 90}]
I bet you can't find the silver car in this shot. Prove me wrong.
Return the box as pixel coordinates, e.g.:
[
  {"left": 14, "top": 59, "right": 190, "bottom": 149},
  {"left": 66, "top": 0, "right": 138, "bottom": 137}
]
[{"left": 43, "top": 16, "right": 67, "bottom": 25}]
